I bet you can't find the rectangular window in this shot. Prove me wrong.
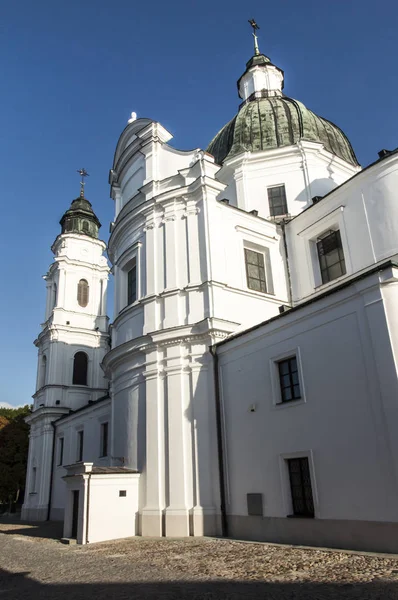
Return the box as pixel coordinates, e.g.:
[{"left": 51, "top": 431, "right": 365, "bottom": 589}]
[
  {"left": 244, "top": 248, "right": 267, "bottom": 293},
  {"left": 317, "top": 229, "right": 346, "bottom": 284},
  {"left": 268, "top": 185, "right": 288, "bottom": 217},
  {"left": 77, "top": 430, "right": 84, "bottom": 462},
  {"left": 287, "top": 457, "right": 314, "bottom": 517},
  {"left": 100, "top": 422, "right": 109, "bottom": 458},
  {"left": 58, "top": 437, "right": 64, "bottom": 466},
  {"left": 127, "top": 261, "right": 137, "bottom": 305},
  {"left": 278, "top": 356, "right": 301, "bottom": 402}
]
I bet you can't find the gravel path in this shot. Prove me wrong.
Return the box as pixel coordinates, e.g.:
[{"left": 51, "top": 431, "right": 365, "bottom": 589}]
[{"left": 1, "top": 520, "right": 398, "bottom": 599}]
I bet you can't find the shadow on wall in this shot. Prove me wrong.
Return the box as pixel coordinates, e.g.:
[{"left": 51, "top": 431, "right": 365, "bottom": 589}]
[
  {"left": 295, "top": 178, "right": 339, "bottom": 209},
  {"left": 1, "top": 567, "right": 397, "bottom": 600}
]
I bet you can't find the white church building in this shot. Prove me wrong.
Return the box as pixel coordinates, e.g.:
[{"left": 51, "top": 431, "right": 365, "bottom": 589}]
[{"left": 22, "top": 39, "right": 398, "bottom": 553}]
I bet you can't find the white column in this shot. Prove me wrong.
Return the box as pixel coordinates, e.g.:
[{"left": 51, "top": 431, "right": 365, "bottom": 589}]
[
  {"left": 58, "top": 268, "right": 66, "bottom": 309},
  {"left": 164, "top": 344, "right": 192, "bottom": 536},
  {"left": 142, "top": 349, "right": 166, "bottom": 536},
  {"left": 164, "top": 213, "right": 177, "bottom": 290},
  {"left": 186, "top": 204, "right": 201, "bottom": 285},
  {"left": 190, "top": 354, "right": 220, "bottom": 535}
]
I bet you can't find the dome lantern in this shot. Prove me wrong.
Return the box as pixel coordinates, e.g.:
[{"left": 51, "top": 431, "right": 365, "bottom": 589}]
[
  {"left": 59, "top": 169, "right": 101, "bottom": 239},
  {"left": 206, "top": 27, "right": 358, "bottom": 168}
]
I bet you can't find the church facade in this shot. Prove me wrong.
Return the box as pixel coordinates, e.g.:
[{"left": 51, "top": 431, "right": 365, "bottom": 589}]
[{"left": 22, "top": 45, "right": 398, "bottom": 552}]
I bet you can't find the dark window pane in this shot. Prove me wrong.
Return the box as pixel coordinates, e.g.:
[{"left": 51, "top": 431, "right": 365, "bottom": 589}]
[
  {"left": 317, "top": 230, "right": 346, "bottom": 284},
  {"left": 127, "top": 265, "right": 137, "bottom": 305},
  {"left": 268, "top": 185, "right": 287, "bottom": 217},
  {"left": 245, "top": 249, "right": 267, "bottom": 293},
  {"left": 293, "top": 385, "right": 301, "bottom": 399},
  {"left": 73, "top": 352, "right": 88, "bottom": 385},
  {"left": 101, "top": 422, "right": 109, "bottom": 457},
  {"left": 287, "top": 457, "right": 314, "bottom": 517},
  {"left": 77, "top": 431, "right": 84, "bottom": 462},
  {"left": 58, "top": 438, "right": 64, "bottom": 466},
  {"left": 77, "top": 279, "right": 89, "bottom": 307},
  {"left": 278, "top": 356, "right": 301, "bottom": 403},
  {"left": 282, "top": 387, "right": 292, "bottom": 401}
]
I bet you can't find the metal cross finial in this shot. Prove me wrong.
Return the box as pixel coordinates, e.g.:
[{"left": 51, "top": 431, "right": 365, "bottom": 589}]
[
  {"left": 248, "top": 19, "right": 260, "bottom": 56},
  {"left": 77, "top": 168, "right": 89, "bottom": 197}
]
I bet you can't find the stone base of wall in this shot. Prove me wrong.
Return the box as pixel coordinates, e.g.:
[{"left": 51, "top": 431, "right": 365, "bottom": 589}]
[
  {"left": 20, "top": 506, "right": 48, "bottom": 522},
  {"left": 227, "top": 515, "right": 398, "bottom": 554}
]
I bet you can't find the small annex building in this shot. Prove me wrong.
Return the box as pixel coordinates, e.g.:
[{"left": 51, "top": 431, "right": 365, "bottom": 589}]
[{"left": 22, "top": 35, "right": 398, "bottom": 553}]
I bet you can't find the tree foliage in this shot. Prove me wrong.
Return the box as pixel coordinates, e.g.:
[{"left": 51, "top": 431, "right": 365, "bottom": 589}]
[{"left": 0, "top": 405, "right": 31, "bottom": 505}]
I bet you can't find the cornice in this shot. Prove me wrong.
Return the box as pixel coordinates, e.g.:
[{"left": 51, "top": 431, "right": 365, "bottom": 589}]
[{"left": 102, "top": 319, "right": 237, "bottom": 373}]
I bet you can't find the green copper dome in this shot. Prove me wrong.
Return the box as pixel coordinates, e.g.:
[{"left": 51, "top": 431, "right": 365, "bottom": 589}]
[
  {"left": 60, "top": 194, "right": 101, "bottom": 239},
  {"left": 207, "top": 50, "right": 358, "bottom": 167},
  {"left": 207, "top": 96, "right": 358, "bottom": 166}
]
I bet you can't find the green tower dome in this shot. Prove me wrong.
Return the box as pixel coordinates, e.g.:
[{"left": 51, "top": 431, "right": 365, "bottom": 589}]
[
  {"left": 207, "top": 54, "right": 358, "bottom": 167},
  {"left": 60, "top": 194, "right": 101, "bottom": 239}
]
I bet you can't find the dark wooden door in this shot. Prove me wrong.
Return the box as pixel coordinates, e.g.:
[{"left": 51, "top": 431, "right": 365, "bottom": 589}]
[{"left": 71, "top": 490, "right": 79, "bottom": 539}]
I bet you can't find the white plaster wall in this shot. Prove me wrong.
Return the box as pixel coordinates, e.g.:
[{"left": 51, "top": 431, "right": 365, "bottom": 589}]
[
  {"left": 218, "top": 274, "right": 398, "bottom": 523},
  {"left": 87, "top": 474, "right": 140, "bottom": 543},
  {"left": 217, "top": 143, "right": 359, "bottom": 219},
  {"left": 111, "top": 368, "right": 145, "bottom": 471},
  {"left": 287, "top": 153, "right": 398, "bottom": 303},
  {"left": 50, "top": 401, "right": 111, "bottom": 519}
]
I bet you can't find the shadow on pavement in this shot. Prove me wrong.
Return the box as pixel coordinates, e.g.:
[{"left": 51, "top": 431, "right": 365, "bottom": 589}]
[
  {"left": 0, "top": 518, "right": 63, "bottom": 540},
  {"left": 1, "top": 567, "right": 398, "bottom": 600}
]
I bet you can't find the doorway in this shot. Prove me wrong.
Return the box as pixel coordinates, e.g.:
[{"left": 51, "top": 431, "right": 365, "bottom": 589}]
[{"left": 71, "top": 490, "right": 79, "bottom": 539}]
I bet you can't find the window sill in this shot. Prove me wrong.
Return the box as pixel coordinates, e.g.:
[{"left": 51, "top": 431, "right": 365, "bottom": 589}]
[
  {"left": 287, "top": 514, "right": 314, "bottom": 519},
  {"left": 246, "top": 287, "right": 276, "bottom": 298},
  {"left": 314, "top": 273, "right": 348, "bottom": 291},
  {"left": 273, "top": 398, "right": 306, "bottom": 410}
]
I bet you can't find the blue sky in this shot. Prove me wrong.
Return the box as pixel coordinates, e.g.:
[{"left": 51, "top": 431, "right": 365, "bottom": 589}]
[{"left": 1, "top": 0, "right": 397, "bottom": 407}]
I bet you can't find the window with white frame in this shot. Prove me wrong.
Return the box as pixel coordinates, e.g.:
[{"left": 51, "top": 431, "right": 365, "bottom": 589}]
[
  {"left": 100, "top": 422, "right": 109, "bottom": 458},
  {"left": 244, "top": 244, "right": 274, "bottom": 295},
  {"left": 316, "top": 229, "right": 346, "bottom": 284},
  {"left": 268, "top": 184, "right": 288, "bottom": 217},
  {"left": 127, "top": 259, "right": 137, "bottom": 305},
  {"left": 286, "top": 457, "right": 314, "bottom": 517},
  {"left": 57, "top": 437, "right": 64, "bottom": 466},
  {"left": 277, "top": 356, "right": 301, "bottom": 402},
  {"left": 118, "top": 242, "right": 142, "bottom": 312},
  {"left": 77, "top": 430, "right": 84, "bottom": 462}
]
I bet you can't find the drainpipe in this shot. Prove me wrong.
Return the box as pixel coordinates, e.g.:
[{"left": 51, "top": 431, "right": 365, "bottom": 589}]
[
  {"left": 85, "top": 472, "right": 92, "bottom": 544},
  {"left": 280, "top": 220, "right": 293, "bottom": 306},
  {"left": 210, "top": 345, "right": 228, "bottom": 537},
  {"left": 46, "top": 421, "right": 57, "bottom": 521}
]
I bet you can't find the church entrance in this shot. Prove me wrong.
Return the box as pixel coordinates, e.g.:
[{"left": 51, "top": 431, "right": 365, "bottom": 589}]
[{"left": 71, "top": 491, "right": 79, "bottom": 539}]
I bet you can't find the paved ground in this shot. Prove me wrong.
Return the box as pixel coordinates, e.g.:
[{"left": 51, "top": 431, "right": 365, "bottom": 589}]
[{"left": 1, "top": 520, "right": 398, "bottom": 599}]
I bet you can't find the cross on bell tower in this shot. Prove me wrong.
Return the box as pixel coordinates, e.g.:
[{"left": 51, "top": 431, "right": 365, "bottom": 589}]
[
  {"left": 77, "top": 168, "right": 89, "bottom": 198},
  {"left": 248, "top": 19, "right": 260, "bottom": 56}
]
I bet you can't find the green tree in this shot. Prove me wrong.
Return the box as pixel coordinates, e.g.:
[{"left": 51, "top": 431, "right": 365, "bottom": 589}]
[{"left": 0, "top": 405, "right": 31, "bottom": 510}]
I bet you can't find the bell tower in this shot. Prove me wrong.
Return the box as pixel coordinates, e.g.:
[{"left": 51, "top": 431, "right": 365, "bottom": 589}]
[{"left": 22, "top": 172, "right": 110, "bottom": 521}]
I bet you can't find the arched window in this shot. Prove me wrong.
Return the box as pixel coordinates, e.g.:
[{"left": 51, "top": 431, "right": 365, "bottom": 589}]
[
  {"left": 73, "top": 352, "right": 88, "bottom": 385},
  {"left": 40, "top": 355, "right": 47, "bottom": 388},
  {"left": 77, "top": 279, "right": 89, "bottom": 307},
  {"left": 52, "top": 283, "right": 57, "bottom": 309},
  {"left": 82, "top": 220, "right": 89, "bottom": 234}
]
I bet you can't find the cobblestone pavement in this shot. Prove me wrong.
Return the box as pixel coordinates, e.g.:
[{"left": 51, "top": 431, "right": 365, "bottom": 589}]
[{"left": 1, "top": 520, "right": 398, "bottom": 599}]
